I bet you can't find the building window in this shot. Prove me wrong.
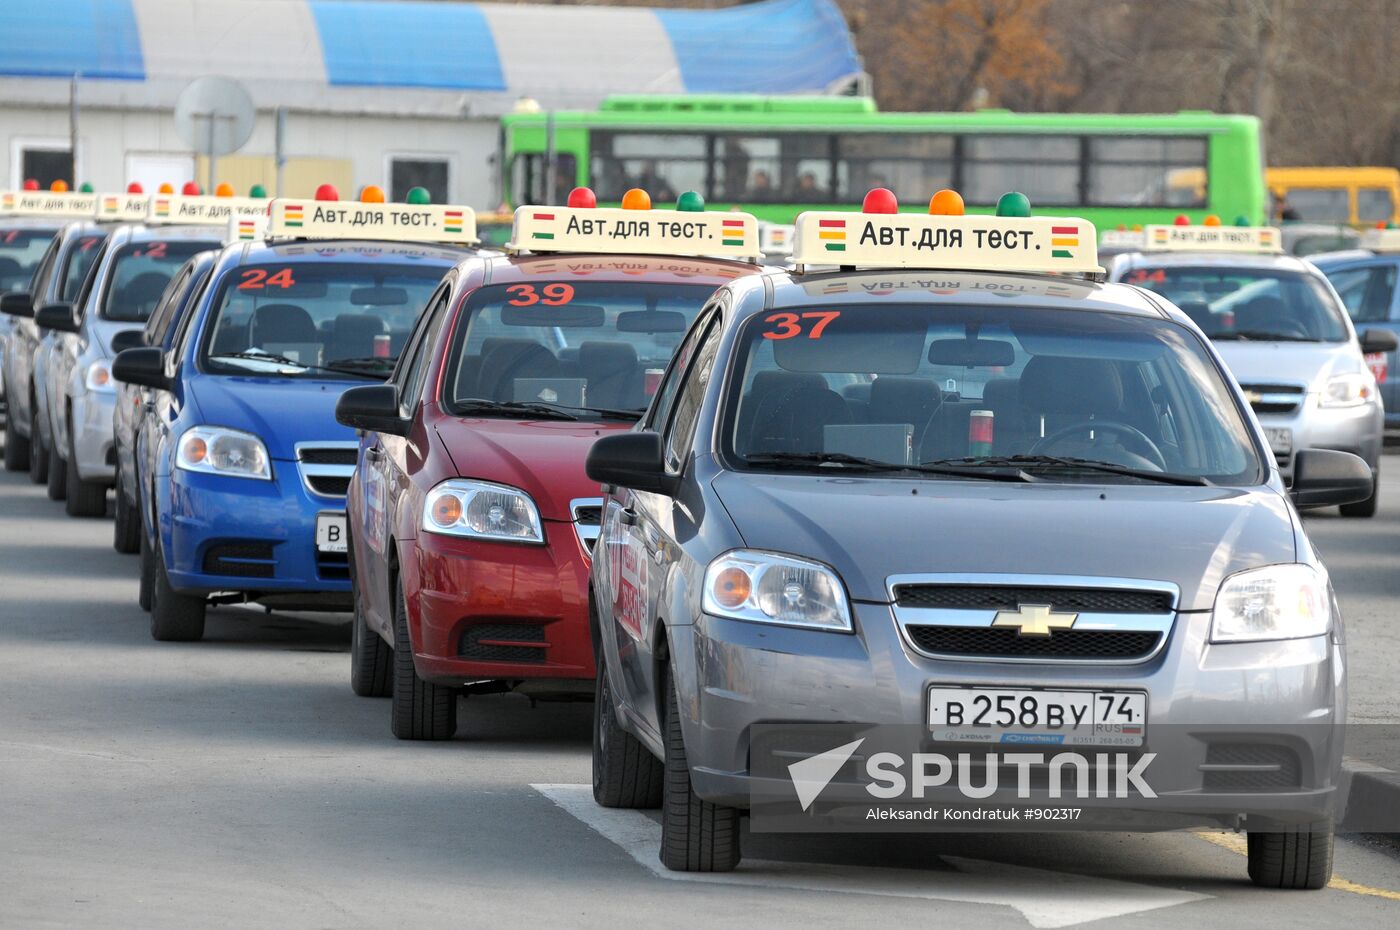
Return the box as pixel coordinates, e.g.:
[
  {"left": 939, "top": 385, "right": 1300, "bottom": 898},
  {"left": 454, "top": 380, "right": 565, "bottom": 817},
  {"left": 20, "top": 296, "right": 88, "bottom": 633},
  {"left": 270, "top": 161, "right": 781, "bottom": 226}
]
[
  {"left": 389, "top": 157, "right": 450, "bottom": 204},
  {"left": 19, "top": 145, "right": 73, "bottom": 189}
]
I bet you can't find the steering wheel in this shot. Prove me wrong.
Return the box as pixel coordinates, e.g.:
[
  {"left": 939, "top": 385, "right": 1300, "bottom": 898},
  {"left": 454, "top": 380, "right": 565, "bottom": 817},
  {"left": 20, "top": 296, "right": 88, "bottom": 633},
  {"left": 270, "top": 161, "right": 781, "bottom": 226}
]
[{"left": 1030, "top": 419, "right": 1168, "bottom": 471}]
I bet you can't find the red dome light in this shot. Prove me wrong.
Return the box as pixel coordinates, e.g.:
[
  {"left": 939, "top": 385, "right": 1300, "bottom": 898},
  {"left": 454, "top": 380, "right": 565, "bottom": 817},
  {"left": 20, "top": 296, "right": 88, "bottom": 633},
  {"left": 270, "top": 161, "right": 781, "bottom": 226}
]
[
  {"left": 182, "top": 182, "right": 201, "bottom": 195},
  {"left": 1173, "top": 214, "right": 1191, "bottom": 226},
  {"left": 862, "top": 187, "right": 898, "bottom": 214},
  {"left": 22, "top": 179, "right": 39, "bottom": 191},
  {"left": 314, "top": 183, "right": 339, "bottom": 202},
  {"left": 126, "top": 182, "right": 143, "bottom": 194}
]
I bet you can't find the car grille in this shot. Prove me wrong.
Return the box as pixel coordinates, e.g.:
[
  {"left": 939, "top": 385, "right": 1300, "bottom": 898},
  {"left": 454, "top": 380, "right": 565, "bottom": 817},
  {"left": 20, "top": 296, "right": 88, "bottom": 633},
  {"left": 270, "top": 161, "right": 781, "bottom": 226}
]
[
  {"left": 295, "top": 443, "right": 357, "bottom": 499},
  {"left": 1239, "top": 382, "right": 1305, "bottom": 415},
  {"left": 571, "top": 498, "right": 603, "bottom": 555},
  {"left": 1202, "top": 743, "right": 1302, "bottom": 790},
  {"left": 203, "top": 542, "right": 276, "bottom": 578},
  {"left": 893, "top": 584, "right": 1172, "bottom": 615},
  {"left": 905, "top": 625, "right": 1161, "bottom": 660},
  {"left": 458, "top": 624, "right": 547, "bottom": 663},
  {"left": 316, "top": 550, "right": 349, "bottom": 581}
]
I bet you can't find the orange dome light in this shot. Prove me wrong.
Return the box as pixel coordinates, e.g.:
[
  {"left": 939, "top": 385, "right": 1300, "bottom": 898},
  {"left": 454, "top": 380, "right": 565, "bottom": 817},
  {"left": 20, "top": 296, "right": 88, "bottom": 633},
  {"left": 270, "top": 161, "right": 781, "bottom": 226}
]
[
  {"left": 620, "top": 188, "right": 651, "bottom": 210},
  {"left": 50, "top": 180, "right": 69, "bottom": 193},
  {"left": 359, "top": 185, "right": 386, "bottom": 203},
  {"left": 158, "top": 183, "right": 175, "bottom": 194},
  {"left": 214, "top": 182, "right": 235, "bottom": 198},
  {"left": 1203, "top": 214, "right": 1221, "bottom": 227},
  {"left": 927, "top": 189, "right": 964, "bottom": 216}
]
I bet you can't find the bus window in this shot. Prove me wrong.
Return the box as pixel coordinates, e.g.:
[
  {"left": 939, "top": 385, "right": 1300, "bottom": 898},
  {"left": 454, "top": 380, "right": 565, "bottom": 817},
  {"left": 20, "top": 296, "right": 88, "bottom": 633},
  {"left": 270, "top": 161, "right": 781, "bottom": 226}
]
[
  {"left": 1357, "top": 188, "right": 1395, "bottom": 224},
  {"left": 510, "top": 152, "right": 577, "bottom": 206},
  {"left": 1088, "top": 137, "right": 1207, "bottom": 207},
  {"left": 1285, "top": 188, "right": 1350, "bottom": 223},
  {"left": 591, "top": 132, "right": 706, "bottom": 203},
  {"left": 714, "top": 134, "right": 832, "bottom": 203},
  {"left": 962, "top": 135, "right": 1079, "bottom": 206},
  {"left": 834, "top": 134, "right": 952, "bottom": 206}
]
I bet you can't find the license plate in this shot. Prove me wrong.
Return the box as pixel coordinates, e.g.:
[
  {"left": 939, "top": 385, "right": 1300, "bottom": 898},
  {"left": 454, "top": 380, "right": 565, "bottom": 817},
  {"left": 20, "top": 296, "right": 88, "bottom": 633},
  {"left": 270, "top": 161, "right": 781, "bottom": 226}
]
[
  {"left": 315, "top": 512, "right": 348, "bottom": 553},
  {"left": 928, "top": 687, "right": 1146, "bottom": 747},
  {"left": 1264, "top": 427, "right": 1292, "bottom": 455}
]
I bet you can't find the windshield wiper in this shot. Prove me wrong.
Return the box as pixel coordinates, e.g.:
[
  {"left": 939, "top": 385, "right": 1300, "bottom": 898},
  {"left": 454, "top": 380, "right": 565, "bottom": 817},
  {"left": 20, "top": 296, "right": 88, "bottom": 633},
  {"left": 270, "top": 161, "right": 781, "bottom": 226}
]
[
  {"left": 455, "top": 399, "right": 581, "bottom": 421},
  {"left": 324, "top": 356, "right": 396, "bottom": 374},
  {"left": 1212, "top": 331, "right": 1316, "bottom": 342},
  {"left": 922, "top": 454, "right": 1209, "bottom": 486},
  {"left": 207, "top": 351, "right": 383, "bottom": 380},
  {"left": 745, "top": 451, "right": 1034, "bottom": 482}
]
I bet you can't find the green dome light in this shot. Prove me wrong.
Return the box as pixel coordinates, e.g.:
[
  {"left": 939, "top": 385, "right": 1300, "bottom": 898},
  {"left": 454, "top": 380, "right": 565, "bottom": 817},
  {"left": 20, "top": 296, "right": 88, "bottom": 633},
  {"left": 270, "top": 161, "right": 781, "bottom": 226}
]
[
  {"left": 995, "top": 191, "right": 1031, "bottom": 218},
  {"left": 406, "top": 187, "right": 431, "bottom": 205},
  {"left": 676, "top": 190, "right": 705, "bottom": 212}
]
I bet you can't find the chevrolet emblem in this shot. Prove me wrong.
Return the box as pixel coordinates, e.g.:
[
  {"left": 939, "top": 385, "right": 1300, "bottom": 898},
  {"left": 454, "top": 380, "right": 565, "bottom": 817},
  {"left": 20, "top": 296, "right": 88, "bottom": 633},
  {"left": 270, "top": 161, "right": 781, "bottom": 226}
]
[{"left": 991, "top": 603, "right": 1078, "bottom": 637}]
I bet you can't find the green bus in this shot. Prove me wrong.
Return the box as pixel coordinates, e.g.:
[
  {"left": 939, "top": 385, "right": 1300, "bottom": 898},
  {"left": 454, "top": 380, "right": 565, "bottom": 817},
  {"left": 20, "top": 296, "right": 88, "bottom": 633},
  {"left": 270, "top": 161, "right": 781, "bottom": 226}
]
[{"left": 499, "top": 95, "right": 1266, "bottom": 231}]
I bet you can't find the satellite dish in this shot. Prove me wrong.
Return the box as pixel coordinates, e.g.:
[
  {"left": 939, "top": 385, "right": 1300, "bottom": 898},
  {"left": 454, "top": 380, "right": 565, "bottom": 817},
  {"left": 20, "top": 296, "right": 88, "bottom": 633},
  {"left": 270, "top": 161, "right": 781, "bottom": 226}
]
[{"left": 174, "top": 77, "right": 255, "bottom": 157}]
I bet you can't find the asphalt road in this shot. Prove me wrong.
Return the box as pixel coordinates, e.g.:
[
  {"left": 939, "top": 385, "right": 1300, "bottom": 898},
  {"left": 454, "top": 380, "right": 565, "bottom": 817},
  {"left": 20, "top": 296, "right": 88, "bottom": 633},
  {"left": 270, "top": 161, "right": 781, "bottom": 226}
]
[{"left": 1, "top": 454, "right": 1398, "bottom": 929}]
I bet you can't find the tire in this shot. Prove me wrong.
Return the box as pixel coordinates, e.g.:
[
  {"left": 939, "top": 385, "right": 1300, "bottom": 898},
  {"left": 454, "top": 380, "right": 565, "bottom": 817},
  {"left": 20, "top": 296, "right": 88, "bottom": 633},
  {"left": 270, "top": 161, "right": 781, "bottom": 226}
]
[
  {"left": 65, "top": 425, "right": 106, "bottom": 517},
  {"left": 112, "top": 462, "right": 140, "bottom": 553},
  {"left": 138, "top": 525, "right": 154, "bottom": 612},
  {"left": 1340, "top": 463, "right": 1379, "bottom": 517},
  {"left": 27, "top": 406, "right": 48, "bottom": 485},
  {"left": 46, "top": 442, "right": 66, "bottom": 501},
  {"left": 149, "top": 537, "right": 205, "bottom": 642},
  {"left": 659, "top": 675, "right": 741, "bottom": 872},
  {"left": 593, "top": 644, "right": 663, "bottom": 808},
  {"left": 390, "top": 578, "right": 456, "bottom": 740},
  {"left": 3, "top": 408, "right": 29, "bottom": 472},
  {"left": 350, "top": 580, "right": 393, "bottom": 698},
  {"left": 1247, "top": 820, "right": 1334, "bottom": 889}
]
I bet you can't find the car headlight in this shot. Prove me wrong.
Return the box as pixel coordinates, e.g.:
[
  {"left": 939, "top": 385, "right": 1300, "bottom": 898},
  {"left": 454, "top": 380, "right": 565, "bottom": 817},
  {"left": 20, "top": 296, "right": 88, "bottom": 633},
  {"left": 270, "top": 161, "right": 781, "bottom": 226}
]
[
  {"left": 1319, "top": 372, "right": 1371, "bottom": 408},
  {"left": 85, "top": 360, "right": 114, "bottom": 393},
  {"left": 422, "top": 479, "right": 544, "bottom": 543},
  {"left": 702, "top": 550, "right": 852, "bottom": 632},
  {"left": 176, "top": 426, "right": 271, "bottom": 480},
  {"left": 1210, "top": 563, "right": 1331, "bottom": 643}
]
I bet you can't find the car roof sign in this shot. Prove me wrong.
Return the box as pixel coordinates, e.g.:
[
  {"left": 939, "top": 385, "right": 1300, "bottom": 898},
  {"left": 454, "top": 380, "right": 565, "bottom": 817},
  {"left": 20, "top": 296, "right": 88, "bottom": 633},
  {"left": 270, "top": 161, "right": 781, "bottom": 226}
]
[
  {"left": 508, "top": 205, "right": 761, "bottom": 259},
  {"left": 0, "top": 189, "right": 98, "bottom": 218},
  {"left": 1360, "top": 228, "right": 1400, "bottom": 253},
  {"left": 95, "top": 193, "right": 151, "bottom": 222},
  {"left": 265, "top": 198, "right": 479, "bottom": 245},
  {"left": 227, "top": 213, "right": 270, "bottom": 245},
  {"left": 1141, "top": 224, "right": 1283, "bottom": 254},
  {"left": 148, "top": 194, "right": 268, "bottom": 226},
  {"left": 790, "top": 210, "right": 1102, "bottom": 274},
  {"left": 1100, "top": 229, "right": 1145, "bottom": 249},
  {"left": 759, "top": 222, "right": 795, "bottom": 256}
]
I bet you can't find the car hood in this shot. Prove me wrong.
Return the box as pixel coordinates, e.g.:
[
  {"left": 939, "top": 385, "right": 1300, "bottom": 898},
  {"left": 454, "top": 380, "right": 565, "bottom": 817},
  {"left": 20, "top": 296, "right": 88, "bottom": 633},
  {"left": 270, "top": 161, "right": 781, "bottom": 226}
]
[
  {"left": 710, "top": 474, "right": 1298, "bottom": 610},
  {"left": 434, "top": 416, "right": 630, "bottom": 522},
  {"left": 185, "top": 376, "right": 360, "bottom": 461},
  {"left": 1212, "top": 340, "right": 1361, "bottom": 390}
]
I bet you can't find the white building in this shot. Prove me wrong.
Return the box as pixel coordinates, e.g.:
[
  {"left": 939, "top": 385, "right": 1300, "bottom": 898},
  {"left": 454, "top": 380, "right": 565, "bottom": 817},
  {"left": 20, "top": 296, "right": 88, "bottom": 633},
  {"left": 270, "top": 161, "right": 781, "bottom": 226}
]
[{"left": 0, "top": 0, "right": 862, "bottom": 207}]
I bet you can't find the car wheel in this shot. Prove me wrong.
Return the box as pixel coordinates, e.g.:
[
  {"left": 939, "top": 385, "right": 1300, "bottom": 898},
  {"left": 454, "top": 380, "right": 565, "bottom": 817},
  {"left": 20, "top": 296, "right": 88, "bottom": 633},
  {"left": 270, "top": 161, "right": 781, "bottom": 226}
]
[
  {"left": 149, "top": 536, "right": 205, "bottom": 642},
  {"left": 659, "top": 673, "right": 741, "bottom": 872},
  {"left": 65, "top": 424, "right": 106, "bottom": 517},
  {"left": 1339, "top": 462, "right": 1379, "bottom": 517},
  {"left": 390, "top": 577, "right": 456, "bottom": 740},
  {"left": 3, "top": 408, "right": 30, "bottom": 471},
  {"left": 138, "top": 525, "right": 154, "bottom": 612},
  {"left": 27, "top": 403, "right": 48, "bottom": 484},
  {"left": 350, "top": 569, "right": 393, "bottom": 698},
  {"left": 112, "top": 463, "right": 140, "bottom": 553},
  {"left": 46, "top": 440, "right": 66, "bottom": 500},
  {"left": 593, "top": 644, "right": 663, "bottom": 808},
  {"left": 1247, "top": 820, "right": 1333, "bottom": 889}
]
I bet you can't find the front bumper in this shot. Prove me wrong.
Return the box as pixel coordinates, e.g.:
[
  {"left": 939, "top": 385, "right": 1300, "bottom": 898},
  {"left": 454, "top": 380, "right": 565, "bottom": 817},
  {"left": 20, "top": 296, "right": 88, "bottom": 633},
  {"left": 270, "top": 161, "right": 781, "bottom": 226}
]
[
  {"left": 71, "top": 389, "right": 117, "bottom": 483},
  {"left": 674, "top": 602, "right": 1343, "bottom": 823},
  {"left": 1261, "top": 397, "right": 1383, "bottom": 481},
  {"left": 405, "top": 521, "right": 595, "bottom": 686},
  {"left": 164, "top": 462, "right": 350, "bottom": 599}
]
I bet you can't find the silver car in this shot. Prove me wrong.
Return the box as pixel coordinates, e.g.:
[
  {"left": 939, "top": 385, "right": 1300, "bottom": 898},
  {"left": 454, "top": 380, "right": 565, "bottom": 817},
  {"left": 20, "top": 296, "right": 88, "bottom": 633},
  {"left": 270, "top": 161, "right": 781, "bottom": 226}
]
[
  {"left": 586, "top": 236, "right": 1367, "bottom": 887},
  {"left": 34, "top": 223, "right": 221, "bottom": 516},
  {"left": 1109, "top": 250, "right": 1395, "bottom": 516}
]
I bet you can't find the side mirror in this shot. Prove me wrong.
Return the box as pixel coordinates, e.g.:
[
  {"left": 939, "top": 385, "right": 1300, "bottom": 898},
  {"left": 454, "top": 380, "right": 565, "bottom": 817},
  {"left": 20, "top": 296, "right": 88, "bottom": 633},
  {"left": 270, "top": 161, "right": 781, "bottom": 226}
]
[
  {"left": 33, "top": 302, "right": 77, "bottom": 333},
  {"left": 112, "top": 347, "right": 171, "bottom": 391},
  {"left": 1290, "top": 448, "right": 1373, "bottom": 508},
  {"left": 586, "top": 431, "right": 678, "bottom": 496},
  {"left": 335, "top": 384, "right": 410, "bottom": 437},
  {"left": 1359, "top": 328, "right": 1399, "bottom": 355},
  {"left": 0, "top": 291, "right": 34, "bottom": 318},
  {"left": 110, "top": 329, "right": 146, "bottom": 354}
]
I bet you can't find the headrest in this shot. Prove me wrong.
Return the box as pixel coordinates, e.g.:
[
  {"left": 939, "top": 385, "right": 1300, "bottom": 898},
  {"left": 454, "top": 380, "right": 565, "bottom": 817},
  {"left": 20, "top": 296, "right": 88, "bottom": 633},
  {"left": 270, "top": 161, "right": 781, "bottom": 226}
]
[{"left": 1019, "top": 356, "right": 1124, "bottom": 416}]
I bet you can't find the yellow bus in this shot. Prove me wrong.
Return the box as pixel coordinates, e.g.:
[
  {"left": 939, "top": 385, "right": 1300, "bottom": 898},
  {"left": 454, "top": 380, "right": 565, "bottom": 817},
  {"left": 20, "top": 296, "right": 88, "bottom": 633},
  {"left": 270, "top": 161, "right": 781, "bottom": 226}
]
[{"left": 1266, "top": 167, "right": 1400, "bottom": 227}]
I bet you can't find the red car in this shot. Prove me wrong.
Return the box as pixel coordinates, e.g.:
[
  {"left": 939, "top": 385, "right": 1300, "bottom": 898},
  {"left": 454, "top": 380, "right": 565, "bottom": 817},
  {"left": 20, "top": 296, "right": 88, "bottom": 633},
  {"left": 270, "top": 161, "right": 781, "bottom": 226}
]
[{"left": 337, "top": 190, "right": 764, "bottom": 739}]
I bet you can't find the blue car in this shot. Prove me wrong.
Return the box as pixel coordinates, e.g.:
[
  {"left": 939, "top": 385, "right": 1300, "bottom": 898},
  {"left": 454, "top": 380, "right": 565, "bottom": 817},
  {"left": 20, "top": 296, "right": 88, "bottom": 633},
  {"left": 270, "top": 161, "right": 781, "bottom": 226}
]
[
  {"left": 1312, "top": 238, "right": 1400, "bottom": 430},
  {"left": 114, "top": 199, "right": 478, "bottom": 641}
]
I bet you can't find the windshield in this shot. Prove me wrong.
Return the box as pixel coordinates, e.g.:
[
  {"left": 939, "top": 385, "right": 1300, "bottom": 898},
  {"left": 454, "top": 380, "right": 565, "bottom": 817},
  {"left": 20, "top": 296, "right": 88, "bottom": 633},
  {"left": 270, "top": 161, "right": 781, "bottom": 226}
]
[
  {"left": 60, "top": 233, "right": 106, "bottom": 301},
  {"left": 1123, "top": 265, "right": 1348, "bottom": 342},
  {"left": 202, "top": 262, "right": 446, "bottom": 379},
  {"left": 444, "top": 282, "right": 714, "bottom": 417},
  {"left": 100, "top": 239, "right": 220, "bottom": 322},
  {"left": 0, "top": 228, "right": 56, "bottom": 292},
  {"left": 723, "top": 303, "right": 1261, "bottom": 485}
]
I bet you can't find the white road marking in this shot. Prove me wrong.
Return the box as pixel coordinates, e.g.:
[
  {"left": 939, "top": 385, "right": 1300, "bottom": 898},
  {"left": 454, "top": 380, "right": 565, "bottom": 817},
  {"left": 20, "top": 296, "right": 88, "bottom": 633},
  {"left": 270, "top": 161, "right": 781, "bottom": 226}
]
[{"left": 534, "top": 783, "right": 1209, "bottom": 928}]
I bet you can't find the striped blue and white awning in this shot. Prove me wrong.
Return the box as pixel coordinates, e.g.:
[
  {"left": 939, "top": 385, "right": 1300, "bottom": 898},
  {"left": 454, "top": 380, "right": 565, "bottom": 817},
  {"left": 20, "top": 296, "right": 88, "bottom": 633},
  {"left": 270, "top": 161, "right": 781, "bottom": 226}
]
[{"left": 0, "top": 0, "right": 863, "bottom": 116}]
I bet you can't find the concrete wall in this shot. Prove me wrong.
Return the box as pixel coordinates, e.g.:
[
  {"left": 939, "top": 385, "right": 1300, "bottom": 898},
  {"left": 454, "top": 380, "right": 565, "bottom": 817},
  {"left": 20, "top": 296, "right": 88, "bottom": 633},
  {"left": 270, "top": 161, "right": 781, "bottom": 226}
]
[{"left": 1, "top": 104, "right": 502, "bottom": 207}]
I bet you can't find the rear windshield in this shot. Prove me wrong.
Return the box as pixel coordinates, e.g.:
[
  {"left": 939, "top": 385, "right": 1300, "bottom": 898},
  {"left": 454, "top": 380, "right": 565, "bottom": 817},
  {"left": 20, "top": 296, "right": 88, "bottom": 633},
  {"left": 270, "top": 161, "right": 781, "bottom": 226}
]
[
  {"left": 723, "top": 303, "right": 1261, "bottom": 485},
  {"left": 101, "top": 240, "right": 220, "bottom": 322},
  {"left": 201, "top": 261, "right": 446, "bottom": 380},
  {"left": 0, "top": 228, "right": 55, "bottom": 292},
  {"left": 1122, "top": 265, "right": 1348, "bottom": 342},
  {"left": 443, "top": 282, "right": 714, "bottom": 418}
]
